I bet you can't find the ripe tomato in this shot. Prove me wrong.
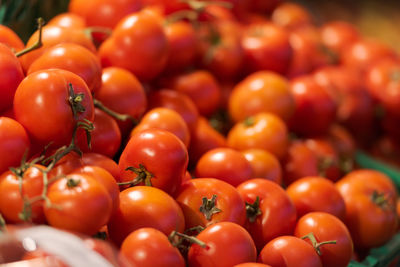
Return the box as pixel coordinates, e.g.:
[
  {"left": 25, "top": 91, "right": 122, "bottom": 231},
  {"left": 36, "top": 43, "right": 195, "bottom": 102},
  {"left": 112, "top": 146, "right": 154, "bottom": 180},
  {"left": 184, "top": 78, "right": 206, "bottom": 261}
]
[
  {"left": 14, "top": 69, "right": 94, "bottom": 148},
  {"left": 195, "top": 148, "right": 252, "bottom": 187},
  {"left": 44, "top": 173, "right": 113, "bottom": 236},
  {"left": 228, "top": 71, "right": 294, "bottom": 122},
  {"left": 107, "top": 186, "right": 185, "bottom": 246},
  {"left": 286, "top": 176, "right": 346, "bottom": 220},
  {"left": 237, "top": 179, "right": 297, "bottom": 251},
  {"left": 99, "top": 10, "right": 169, "bottom": 81},
  {"left": 147, "top": 89, "right": 199, "bottom": 131},
  {"left": 188, "top": 222, "right": 257, "bottom": 267},
  {"left": 47, "top": 12, "right": 86, "bottom": 29},
  {"left": 28, "top": 43, "right": 102, "bottom": 93},
  {"left": 234, "top": 263, "right": 272, "bottom": 267},
  {"left": 336, "top": 170, "right": 398, "bottom": 248},
  {"left": 0, "top": 117, "right": 30, "bottom": 174},
  {"left": 96, "top": 67, "right": 147, "bottom": 137},
  {"left": 259, "top": 236, "right": 322, "bottom": 267},
  {"left": 119, "top": 129, "right": 188, "bottom": 196},
  {"left": 120, "top": 228, "right": 185, "bottom": 267},
  {"left": 241, "top": 22, "right": 292, "bottom": 75},
  {"left": 227, "top": 112, "right": 289, "bottom": 159},
  {"left": 242, "top": 149, "right": 282, "bottom": 184},
  {"left": 81, "top": 153, "right": 120, "bottom": 182},
  {"left": 0, "top": 25, "right": 24, "bottom": 51},
  {"left": 0, "top": 44, "right": 24, "bottom": 112},
  {"left": 294, "top": 212, "right": 354, "bottom": 267},
  {"left": 130, "top": 107, "right": 190, "bottom": 147},
  {"left": 320, "top": 21, "right": 360, "bottom": 54},
  {"left": 271, "top": 2, "right": 312, "bottom": 30},
  {"left": 0, "top": 164, "right": 46, "bottom": 223},
  {"left": 176, "top": 178, "right": 246, "bottom": 229},
  {"left": 48, "top": 151, "right": 83, "bottom": 179}
]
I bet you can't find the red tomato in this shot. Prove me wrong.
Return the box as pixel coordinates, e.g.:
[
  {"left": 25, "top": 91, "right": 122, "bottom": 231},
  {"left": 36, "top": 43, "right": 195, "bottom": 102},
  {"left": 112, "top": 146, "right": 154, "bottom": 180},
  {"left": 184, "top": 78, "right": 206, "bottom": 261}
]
[
  {"left": 234, "top": 263, "right": 272, "bottom": 267},
  {"left": 228, "top": 71, "right": 294, "bottom": 122},
  {"left": 271, "top": 2, "right": 313, "bottom": 30},
  {"left": 44, "top": 173, "right": 112, "bottom": 236},
  {"left": 287, "top": 176, "right": 346, "bottom": 220},
  {"left": 48, "top": 151, "right": 83, "bottom": 179},
  {"left": 336, "top": 170, "right": 398, "bottom": 248},
  {"left": 242, "top": 149, "right": 282, "bottom": 184},
  {"left": 14, "top": 69, "right": 94, "bottom": 148},
  {"left": 0, "top": 117, "right": 30, "bottom": 174},
  {"left": 176, "top": 178, "right": 246, "bottom": 229},
  {"left": 195, "top": 148, "right": 252, "bottom": 187},
  {"left": 258, "top": 236, "right": 322, "bottom": 267},
  {"left": 320, "top": 21, "right": 360, "bottom": 54},
  {"left": 47, "top": 12, "right": 86, "bottom": 29},
  {"left": 188, "top": 222, "right": 257, "bottom": 267},
  {"left": 81, "top": 153, "right": 119, "bottom": 181},
  {"left": 99, "top": 10, "right": 169, "bottom": 81},
  {"left": 295, "top": 212, "right": 354, "bottom": 267},
  {"left": 107, "top": 186, "right": 185, "bottom": 246},
  {"left": 237, "top": 179, "right": 297, "bottom": 251},
  {"left": 0, "top": 44, "right": 24, "bottom": 112},
  {"left": 0, "top": 25, "right": 24, "bottom": 51},
  {"left": 227, "top": 112, "right": 289, "bottom": 159},
  {"left": 120, "top": 228, "right": 185, "bottom": 267},
  {"left": 28, "top": 43, "right": 102, "bottom": 93},
  {"left": 119, "top": 129, "right": 188, "bottom": 196}
]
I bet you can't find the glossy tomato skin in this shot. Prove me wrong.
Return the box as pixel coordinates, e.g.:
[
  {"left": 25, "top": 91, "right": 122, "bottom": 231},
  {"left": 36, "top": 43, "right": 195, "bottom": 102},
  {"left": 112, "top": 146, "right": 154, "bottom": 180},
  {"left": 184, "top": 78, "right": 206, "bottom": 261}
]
[
  {"left": 295, "top": 212, "right": 354, "bottom": 267},
  {"left": 258, "top": 236, "right": 322, "bottom": 267},
  {"left": 47, "top": 12, "right": 86, "bottom": 29},
  {"left": 237, "top": 179, "right": 297, "bottom": 251},
  {"left": 99, "top": 10, "right": 169, "bottom": 81},
  {"left": 44, "top": 173, "right": 113, "bottom": 236},
  {"left": 28, "top": 43, "right": 102, "bottom": 93},
  {"left": 287, "top": 176, "right": 346, "bottom": 220},
  {"left": 242, "top": 149, "right": 282, "bottom": 184},
  {"left": 336, "top": 170, "right": 398, "bottom": 248},
  {"left": 119, "top": 129, "right": 188, "bottom": 196},
  {"left": 176, "top": 178, "right": 246, "bottom": 229},
  {"left": 195, "top": 148, "right": 252, "bottom": 187},
  {"left": 14, "top": 69, "right": 94, "bottom": 148},
  {"left": 120, "top": 228, "right": 185, "bottom": 267},
  {"left": 0, "top": 117, "right": 30, "bottom": 174},
  {"left": 107, "top": 186, "right": 185, "bottom": 247},
  {"left": 0, "top": 165, "right": 46, "bottom": 223},
  {"left": 228, "top": 71, "right": 294, "bottom": 122},
  {"left": 188, "top": 222, "right": 257, "bottom": 267},
  {"left": 0, "top": 25, "right": 24, "bottom": 51},
  {"left": 0, "top": 44, "right": 24, "bottom": 112}
]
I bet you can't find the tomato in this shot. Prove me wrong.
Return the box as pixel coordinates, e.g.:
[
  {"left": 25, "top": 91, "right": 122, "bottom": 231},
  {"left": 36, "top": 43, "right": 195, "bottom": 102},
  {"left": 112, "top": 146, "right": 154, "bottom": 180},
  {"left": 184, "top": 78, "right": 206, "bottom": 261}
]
[
  {"left": 81, "top": 153, "right": 119, "bottom": 181},
  {"left": 14, "top": 69, "right": 94, "bottom": 148},
  {"left": 320, "top": 21, "right": 360, "bottom": 54},
  {"left": 47, "top": 12, "right": 86, "bottom": 29},
  {"left": 120, "top": 228, "right": 185, "bottom": 267},
  {"left": 286, "top": 176, "right": 346, "bottom": 220},
  {"left": 188, "top": 222, "right": 257, "bottom": 267},
  {"left": 147, "top": 89, "right": 199, "bottom": 131},
  {"left": 294, "top": 212, "right": 354, "bottom": 267},
  {"left": 288, "top": 75, "right": 337, "bottom": 137},
  {"left": 188, "top": 117, "right": 227, "bottom": 165},
  {"left": 0, "top": 44, "right": 24, "bottom": 112},
  {"left": 195, "top": 148, "right": 252, "bottom": 187},
  {"left": 0, "top": 164, "right": 46, "bottom": 223},
  {"left": 99, "top": 10, "right": 169, "bottom": 81},
  {"left": 176, "top": 178, "right": 246, "bottom": 229},
  {"left": 73, "top": 165, "right": 119, "bottom": 213},
  {"left": 336, "top": 170, "right": 398, "bottom": 248},
  {"left": 271, "top": 2, "right": 312, "bottom": 30},
  {"left": 237, "top": 179, "right": 297, "bottom": 251},
  {"left": 241, "top": 22, "right": 292, "bottom": 75},
  {"left": 227, "top": 112, "right": 289, "bottom": 159},
  {"left": 242, "top": 149, "right": 282, "bottom": 184},
  {"left": 44, "top": 173, "right": 112, "bottom": 236},
  {"left": 259, "top": 236, "right": 322, "bottom": 267},
  {"left": 0, "top": 117, "right": 30, "bottom": 174},
  {"left": 170, "top": 70, "right": 221, "bottom": 117},
  {"left": 228, "top": 71, "right": 294, "bottom": 123},
  {"left": 119, "top": 129, "right": 188, "bottom": 196},
  {"left": 95, "top": 67, "right": 147, "bottom": 137},
  {"left": 19, "top": 25, "right": 95, "bottom": 72},
  {"left": 48, "top": 151, "right": 83, "bottom": 179},
  {"left": 234, "top": 263, "right": 272, "bottom": 267},
  {"left": 107, "top": 186, "right": 185, "bottom": 246},
  {"left": 0, "top": 25, "right": 24, "bottom": 51},
  {"left": 130, "top": 107, "right": 190, "bottom": 147},
  {"left": 69, "top": 0, "right": 142, "bottom": 29},
  {"left": 28, "top": 43, "right": 102, "bottom": 93}
]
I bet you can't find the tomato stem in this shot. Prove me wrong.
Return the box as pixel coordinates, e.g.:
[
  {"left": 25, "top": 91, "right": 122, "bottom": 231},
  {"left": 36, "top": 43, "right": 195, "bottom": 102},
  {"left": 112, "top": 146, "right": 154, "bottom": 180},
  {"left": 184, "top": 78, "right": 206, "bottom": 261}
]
[
  {"left": 93, "top": 99, "right": 138, "bottom": 125},
  {"left": 68, "top": 83, "right": 86, "bottom": 120},
  {"left": 243, "top": 116, "right": 255, "bottom": 127},
  {"left": 245, "top": 196, "right": 262, "bottom": 223},
  {"left": 119, "top": 164, "right": 154, "bottom": 187},
  {"left": 168, "top": 230, "right": 207, "bottom": 248},
  {"left": 15, "top": 17, "right": 45, "bottom": 57},
  {"left": 301, "top": 232, "right": 336, "bottom": 256},
  {"left": 199, "top": 194, "right": 221, "bottom": 221}
]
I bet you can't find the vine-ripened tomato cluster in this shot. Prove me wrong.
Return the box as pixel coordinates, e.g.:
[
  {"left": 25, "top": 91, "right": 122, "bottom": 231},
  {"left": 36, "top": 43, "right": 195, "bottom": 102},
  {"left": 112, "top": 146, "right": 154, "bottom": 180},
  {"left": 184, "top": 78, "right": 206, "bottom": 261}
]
[{"left": 0, "top": 0, "right": 399, "bottom": 266}]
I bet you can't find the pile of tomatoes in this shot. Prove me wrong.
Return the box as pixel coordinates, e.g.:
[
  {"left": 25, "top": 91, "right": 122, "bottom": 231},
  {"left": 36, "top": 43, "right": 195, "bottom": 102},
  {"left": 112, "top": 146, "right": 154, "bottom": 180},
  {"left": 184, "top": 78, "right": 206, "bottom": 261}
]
[{"left": 0, "top": 0, "right": 400, "bottom": 266}]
